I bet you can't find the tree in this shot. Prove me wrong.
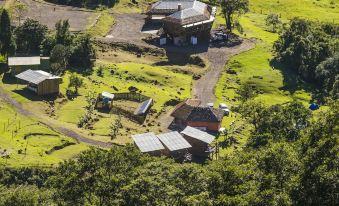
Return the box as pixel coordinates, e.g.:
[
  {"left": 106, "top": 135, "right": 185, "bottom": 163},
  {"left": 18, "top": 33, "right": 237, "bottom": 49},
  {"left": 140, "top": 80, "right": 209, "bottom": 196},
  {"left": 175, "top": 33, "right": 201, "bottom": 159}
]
[
  {"left": 14, "top": 18, "right": 48, "bottom": 54},
  {"left": 50, "top": 44, "right": 70, "bottom": 75},
  {"left": 0, "top": 9, "right": 15, "bottom": 55},
  {"left": 238, "top": 83, "right": 256, "bottom": 102},
  {"left": 55, "top": 19, "right": 72, "bottom": 45},
  {"left": 40, "top": 33, "right": 56, "bottom": 56},
  {"left": 265, "top": 13, "right": 281, "bottom": 32},
  {"left": 274, "top": 18, "right": 334, "bottom": 81},
  {"left": 68, "top": 73, "right": 84, "bottom": 95},
  {"left": 12, "top": 1, "right": 27, "bottom": 26},
  {"left": 315, "top": 54, "right": 339, "bottom": 98},
  {"left": 70, "top": 34, "right": 95, "bottom": 68},
  {"left": 220, "top": 0, "right": 249, "bottom": 32},
  {"left": 296, "top": 102, "right": 338, "bottom": 205},
  {"left": 110, "top": 115, "right": 122, "bottom": 139}
]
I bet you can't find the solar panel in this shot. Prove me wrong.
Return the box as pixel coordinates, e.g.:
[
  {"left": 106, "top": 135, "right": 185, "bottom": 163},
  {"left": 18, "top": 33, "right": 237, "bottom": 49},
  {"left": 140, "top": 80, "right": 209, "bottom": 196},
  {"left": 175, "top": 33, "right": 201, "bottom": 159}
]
[
  {"left": 134, "top": 98, "right": 153, "bottom": 115},
  {"left": 181, "top": 126, "right": 215, "bottom": 144},
  {"left": 132, "top": 132, "right": 165, "bottom": 153},
  {"left": 157, "top": 131, "right": 191, "bottom": 151}
]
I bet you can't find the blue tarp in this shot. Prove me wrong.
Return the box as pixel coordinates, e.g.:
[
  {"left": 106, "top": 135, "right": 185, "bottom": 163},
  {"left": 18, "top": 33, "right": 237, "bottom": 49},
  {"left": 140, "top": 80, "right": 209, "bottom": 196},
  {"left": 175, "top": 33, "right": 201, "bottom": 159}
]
[{"left": 309, "top": 103, "right": 320, "bottom": 111}]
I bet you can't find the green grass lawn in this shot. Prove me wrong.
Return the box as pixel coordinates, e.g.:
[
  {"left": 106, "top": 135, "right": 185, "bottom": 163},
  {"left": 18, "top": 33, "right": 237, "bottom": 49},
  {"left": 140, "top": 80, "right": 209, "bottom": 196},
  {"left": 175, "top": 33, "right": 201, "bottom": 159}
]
[
  {"left": 0, "top": 100, "right": 88, "bottom": 167},
  {"left": 214, "top": 0, "right": 338, "bottom": 156}
]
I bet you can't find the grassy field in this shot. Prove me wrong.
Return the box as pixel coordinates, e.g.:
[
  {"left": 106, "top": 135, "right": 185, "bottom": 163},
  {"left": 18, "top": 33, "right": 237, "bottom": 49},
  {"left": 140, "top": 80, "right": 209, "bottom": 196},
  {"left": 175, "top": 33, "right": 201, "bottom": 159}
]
[
  {"left": 86, "top": 12, "right": 115, "bottom": 37},
  {"left": 1, "top": 62, "right": 192, "bottom": 145},
  {"left": 57, "top": 62, "right": 192, "bottom": 144},
  {"left": 0, "top": 99, "right": 88, "bottom": 167},
  {"left": 214, "top": 0, "right": 338, "bottom": 156}
]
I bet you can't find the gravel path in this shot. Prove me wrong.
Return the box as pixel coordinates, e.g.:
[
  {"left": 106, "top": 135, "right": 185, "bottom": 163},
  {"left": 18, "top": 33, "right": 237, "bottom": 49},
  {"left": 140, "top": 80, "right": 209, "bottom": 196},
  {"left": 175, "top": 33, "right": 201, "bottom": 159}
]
[
  {"left": 193, "top": 39, "right": 256, "bottom": 105},
  {"left": 0, "top": 86, "right": 112, "bottom": 148}
]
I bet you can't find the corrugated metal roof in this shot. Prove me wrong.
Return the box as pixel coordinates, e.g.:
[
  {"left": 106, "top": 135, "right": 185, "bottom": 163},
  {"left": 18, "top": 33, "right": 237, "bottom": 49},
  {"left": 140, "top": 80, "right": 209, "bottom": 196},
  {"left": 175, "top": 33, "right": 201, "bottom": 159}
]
[
  {"left": 15, "top": 70, "right": 61, "bottom": 85},
  {"left": 8, "top": 57, "right": 41, "bottom": 66},
  {"left": 151, "top": 0, "right": 195, "bottom": 10},
  {"left": 132, "top": 132, "right": 165, "bottom": 153},
  {"left": 157, "top": 131, "right": 191, "bottom": 151},
  {"left": 181, "top": 126, "right": 215, "bottom": 144},
  {"left": 134, "top": 98, "right": 153, "bottom": 115},
  {"left": 102, "top": 91, "right": 114, "bottom": 100}
]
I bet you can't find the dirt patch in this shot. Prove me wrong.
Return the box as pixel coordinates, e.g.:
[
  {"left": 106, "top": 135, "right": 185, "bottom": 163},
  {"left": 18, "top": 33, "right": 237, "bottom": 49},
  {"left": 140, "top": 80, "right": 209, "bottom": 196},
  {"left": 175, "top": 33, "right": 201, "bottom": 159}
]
[
  {"left": 18, "top": 0, "right": 98, "bottom": 31},
  {"left": 105, "top": 13, "right": 151, "bottom": 44}
]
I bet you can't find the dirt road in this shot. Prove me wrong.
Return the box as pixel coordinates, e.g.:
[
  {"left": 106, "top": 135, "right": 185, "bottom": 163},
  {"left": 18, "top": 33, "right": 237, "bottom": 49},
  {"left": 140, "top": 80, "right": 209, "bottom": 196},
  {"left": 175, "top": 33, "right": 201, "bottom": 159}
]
[
  {"left": 194, "top": 39, "right": 256, "bottom": 105},
  {"left": 0, "top": 86, "right": 112, "bottom": 148}
]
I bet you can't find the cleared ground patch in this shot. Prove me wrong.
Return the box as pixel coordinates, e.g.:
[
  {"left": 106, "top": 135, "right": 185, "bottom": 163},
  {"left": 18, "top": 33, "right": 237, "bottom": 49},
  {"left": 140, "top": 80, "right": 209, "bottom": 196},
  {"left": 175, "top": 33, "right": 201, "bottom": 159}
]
[{"left": 7, "top": 0, "right": 98, "bottom": 31}]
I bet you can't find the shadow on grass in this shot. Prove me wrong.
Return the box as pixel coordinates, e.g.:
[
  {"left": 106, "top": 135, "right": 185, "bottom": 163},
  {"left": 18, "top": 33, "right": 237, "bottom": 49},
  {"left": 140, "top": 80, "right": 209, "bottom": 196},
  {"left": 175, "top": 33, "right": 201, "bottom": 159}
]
[
  {"left": 270, "top": 59, "right": 324, "bottom": 102},
  {"left": 12, "top": 89, "right": 58, "bottom": 102}
]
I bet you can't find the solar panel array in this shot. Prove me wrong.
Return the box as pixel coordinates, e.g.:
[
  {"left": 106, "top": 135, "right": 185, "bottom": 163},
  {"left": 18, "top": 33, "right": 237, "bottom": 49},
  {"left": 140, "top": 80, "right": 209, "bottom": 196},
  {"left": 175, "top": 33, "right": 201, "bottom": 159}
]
[
  {"left": 134, "top": 98, "right": 153, "bottom": 115},
  {"left": 181, "top": 126, "right": 215, "bottom": 144},
  {"left": 157, "top": 131, "right": 192, "bottom": 151},
  {"left": 132, "top": 132, "right": 165, "bottom": 153}
]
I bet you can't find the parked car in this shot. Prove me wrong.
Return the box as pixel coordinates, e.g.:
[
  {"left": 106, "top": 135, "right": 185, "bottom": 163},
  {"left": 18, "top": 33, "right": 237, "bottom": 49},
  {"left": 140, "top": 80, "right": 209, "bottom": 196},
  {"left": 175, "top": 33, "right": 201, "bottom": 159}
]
[
  {"left": 207, "top": 103, "right": 214, "bottom": 108},
  {"left": 219, "top": 103, "right": 230, "bottom": 116}
]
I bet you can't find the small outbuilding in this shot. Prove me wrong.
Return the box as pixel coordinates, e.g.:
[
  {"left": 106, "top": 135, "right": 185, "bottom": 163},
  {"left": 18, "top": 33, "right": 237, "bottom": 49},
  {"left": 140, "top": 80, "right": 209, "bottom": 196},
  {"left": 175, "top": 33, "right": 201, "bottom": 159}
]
[
  {"left": 181, "top": 126, "right": 216, "bottom": 157},
  {"left": 8, "top": 56, "right": 50, "bottom": 76},
  {"left": 95, "top": 91, "right": 115, "bottom": 110},
  {"left": 157, "top": 131, "right": 192, "bottom": 159},
  {"left": 132, "top": 132, "right": 165, "bottom": 156},
  {"left": 15, "top": 70, "right": 62, "bottom": 95}
]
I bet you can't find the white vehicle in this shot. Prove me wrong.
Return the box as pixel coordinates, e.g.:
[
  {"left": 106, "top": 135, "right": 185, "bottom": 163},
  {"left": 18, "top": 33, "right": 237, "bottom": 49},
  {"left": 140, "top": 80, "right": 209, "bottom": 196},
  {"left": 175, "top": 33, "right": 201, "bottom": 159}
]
[
  {"left": 219, "top": 103, "right": 230, "bottom": 116},
  {"left": 207, "top": 103, "right": 214, "bottom": 108}
]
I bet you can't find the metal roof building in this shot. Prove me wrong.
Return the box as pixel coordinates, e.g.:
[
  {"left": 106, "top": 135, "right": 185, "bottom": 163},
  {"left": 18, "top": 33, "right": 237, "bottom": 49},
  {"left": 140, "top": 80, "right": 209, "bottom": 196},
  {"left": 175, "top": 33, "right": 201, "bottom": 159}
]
[
  {"left": 181, "top": 126, "right": 215, "bottom": 144},
  {"left": 132, "top": 132, "right": 165, "bottom": 153},
  {"left": 15, "top": 70, "right": 62, "bottom": 95},
  {"left": 134, "top": 98, "right": 153, "bottom": 116},
  {"left": 157, "top": 131, "right": 192, "bottom": 152},
  {"left": 8, "top": 57, "right": 41, "bottom": 66}
]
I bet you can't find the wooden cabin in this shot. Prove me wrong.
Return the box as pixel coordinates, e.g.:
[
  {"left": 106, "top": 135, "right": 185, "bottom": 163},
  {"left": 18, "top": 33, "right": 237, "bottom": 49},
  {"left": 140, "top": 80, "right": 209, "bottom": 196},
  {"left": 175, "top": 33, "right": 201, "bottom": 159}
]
[
  {"left": 8, "top": 56, "right": 50, "bottom": 76},
  {"left": 132, "top": 132, "right": 165, "bottom": 156},
  {"left": 171, "top": 99, "right": 224, "bottom": 132},
  {"left": 157, "top": 131, "right": 192, "bottom": 160},
  {"left": 146, "top": 0, "right": 216, "bottom": 45},
  {"left": 181, "top": 126, "right": 216, "bottom": 157},
  {"left": 15, "top": 70, "right": 61, "bottom": 95}
]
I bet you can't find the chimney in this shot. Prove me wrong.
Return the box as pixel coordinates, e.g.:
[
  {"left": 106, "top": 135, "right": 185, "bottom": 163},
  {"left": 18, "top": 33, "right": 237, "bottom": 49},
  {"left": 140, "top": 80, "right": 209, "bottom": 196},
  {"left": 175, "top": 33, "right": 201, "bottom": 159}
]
[{"left": 178, "top": 3, "right": 182, "bottom": 11}]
